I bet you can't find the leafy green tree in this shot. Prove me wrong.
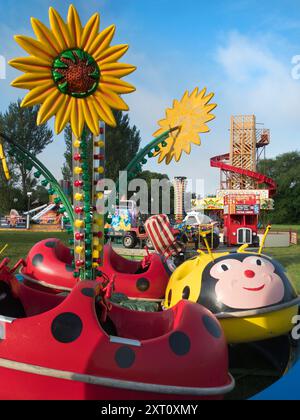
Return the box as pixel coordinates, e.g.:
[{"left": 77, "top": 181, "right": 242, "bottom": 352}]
[
  {"left": 62, "top": 110, "right": 142, "bottom": 186},
  {"left": 258, "top": 151, "right": 300, "bottom": 224},
  {"left": 137, "top": 170, "right": 174, "bottom": 216},
  {"left": 0, "top": 100, "right": 53, "bottom": 209}
]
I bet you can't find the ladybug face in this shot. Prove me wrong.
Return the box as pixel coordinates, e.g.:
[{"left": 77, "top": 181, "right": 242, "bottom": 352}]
[
  {"left": 211, "top": 256, "right": 285, "bottom": 310},
  {"left": 199, "top": 253, "right": 297, "bottom": 314}
]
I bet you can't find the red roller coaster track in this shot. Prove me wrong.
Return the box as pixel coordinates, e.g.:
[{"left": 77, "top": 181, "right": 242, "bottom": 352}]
[{"left": 210, "top": 153, "right": 277, "bottom": 197}]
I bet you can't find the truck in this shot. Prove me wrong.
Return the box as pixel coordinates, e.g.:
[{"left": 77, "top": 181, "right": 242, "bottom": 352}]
[{"left": 105, "top": 201, "right": 156, "bottom": 249}]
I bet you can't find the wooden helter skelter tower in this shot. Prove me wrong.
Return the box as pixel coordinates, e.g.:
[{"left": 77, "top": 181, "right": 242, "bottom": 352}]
[
  {"left": 210, "top": 115, "right": 275, "bottom": 247},
  {"left": 230, "top": 115, "right": 257, "bottom": 190},
  {"left": 218, "top": 115, "right": 271, "bottom": 191}
]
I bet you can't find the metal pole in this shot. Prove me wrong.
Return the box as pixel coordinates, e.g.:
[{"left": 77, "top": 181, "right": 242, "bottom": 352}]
[
  {"left": 27, "top": 193, "right": 31, "bottom": 230},
  {"left": 92, "top": 122, "right": 106, "bottom": 276}
]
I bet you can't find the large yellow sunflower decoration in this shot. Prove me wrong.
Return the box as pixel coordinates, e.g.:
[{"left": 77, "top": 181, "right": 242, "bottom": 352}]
[
  {"left": 9, "top": 4, "right": 136, "bottom": 137},
  {"left": 153, "top": 87, "right": 217, "bottom": 164}
]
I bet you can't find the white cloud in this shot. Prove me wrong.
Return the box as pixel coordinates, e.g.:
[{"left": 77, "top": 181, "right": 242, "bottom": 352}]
[
  {"left": 215, "top": 32, "right": 300, "bottom": 140},
  {"left": 125, "top": 31, "right": 300, "bottom": 196}
]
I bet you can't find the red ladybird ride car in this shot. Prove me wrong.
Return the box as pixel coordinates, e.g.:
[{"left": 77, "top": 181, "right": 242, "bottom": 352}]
[
  {"left": 21, "top": 239, "right": 171, "bottom": 300},
  {"left": 0, "top": 259, "right": 234, "bottom": 400}
]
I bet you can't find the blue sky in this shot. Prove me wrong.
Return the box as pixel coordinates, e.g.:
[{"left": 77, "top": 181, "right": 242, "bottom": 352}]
[{"left": 0, "top": 0, "right": 299, "bottom": 194}]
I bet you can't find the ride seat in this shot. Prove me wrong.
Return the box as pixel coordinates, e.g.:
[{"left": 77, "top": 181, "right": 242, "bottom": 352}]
[
  {"left": 106, "top": 245, "right": 145, "bottom": 275},
  {"left": 0, "top": 281, "right": 26, "bottom": 319},
  {"left": 107, "top": 301, "right": 190, "bottom": 342},
  {"left": 53, "top": 241, "right": 73, "bottom": 265}
]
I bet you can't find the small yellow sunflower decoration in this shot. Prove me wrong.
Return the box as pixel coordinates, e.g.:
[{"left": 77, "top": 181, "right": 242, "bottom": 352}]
[
  {"left": 9, "top": 4, "right": 136, "bottom": 137},
  {"left": 153, "top": 88, "right": 217, "bottom": 164}
]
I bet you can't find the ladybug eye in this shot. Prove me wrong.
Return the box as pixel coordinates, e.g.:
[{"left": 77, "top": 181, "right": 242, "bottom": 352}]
[
  {"left": 217, "top": 263, "right": 231, "bottom": 273},
  {"left": 248, "top": 257, "right": 265, "bottom": 267}
]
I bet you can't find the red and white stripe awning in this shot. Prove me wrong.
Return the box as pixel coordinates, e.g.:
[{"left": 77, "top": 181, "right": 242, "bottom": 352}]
[{"left": 145, "top": 215, "right": 183, "bottom": 259}]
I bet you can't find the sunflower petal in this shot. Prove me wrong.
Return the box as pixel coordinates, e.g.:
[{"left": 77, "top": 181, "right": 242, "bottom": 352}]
[
  {"left": 14, "top": 35, "right": 53, "bottom": 62},
  {"left": 31, "top": 17, "right": 60, "bottom": 56},
  {"left": 100, "top": 62, "right": 136, "bottom": 78},
  {"left": 70, "top": 99, "right": 84, "bottom": 139},
  {"left": 11, "top": 72, "right": 52, "bottom": 89},
  {"left": 9, "top": 56, "right": 51, "bottom": 73},
  {"left": 190, "top": 87, "right": 199, "bottom": 99},
  {"left": 157, "top": 153, "right": 165, "bottom": 164},
  {"left": 175, "top": 148, "right": 184, "bottom": 162},
  {"left": 203, "top": 93, "right": 215, "bottom": 105},
  {"left": 98, "top": 86, "right": 129, "bottom": 111},
  {"left": 95, "top": 44, "right": 129, "bottom": 64},
  {"left": 199, "top": 124, "right": 211, "bottom": 133},
  {"left": 49, "top": 7, "right": 72, "bottom": 50},
  {"left": 153, "top": 128, "right": 164, "bottom": 138},
  {"left": 166, "top": 151, "right": 175, "bottom": 165},
  {"left": 55, "top": 96, "right": 72, "bottom": 134},
  {"left": 93, "top": 93, "right": 117, "bottom": 127},
  {"left": 181, "top": 90, "right": 189, "bottom": 103},
  {"left": 37, "top": 89, "right": 63, "bottom": 125},
  {"left": 100, "top": 76, "right": 135, "bottom": 94},
  {"left": 21, "top": 83, "right": 56, "bottom": 107},
  {"left": 80, "top": 13, "right": 100, "bottom": 51},
  {"left": 204, "top": 103, "right": 217, "bottom": 113},
  {"left": 206, "top": 115, "right": 215, "bottom": 124},
  {"left": 82, "top": 99, "right": 100, "bottom": 135},
  {"left": 67, "top": 4, "right": 82, "bottom": 46},
  {"left": 88, "top": 25, "right": 115, "bottom": 56},
  {"left": 198, "top": 87, "right": 207, "bottom": 99}
]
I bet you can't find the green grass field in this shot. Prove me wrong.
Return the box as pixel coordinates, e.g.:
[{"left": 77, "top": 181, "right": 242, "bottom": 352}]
[
  {"left": 272, "top": 224, "right": 300, "bottom": 234},
  {"left": 0, "top": 231, "right": 68, "bottom": 266},
  {"left": 265, "top": 245, "right": 300, "bottom": 292},
  {"left": 265, "top": 225, "right": 300, "bottom": 292},
  {"left": 0, "top": 227, "right": 299, "bottom": 292}
]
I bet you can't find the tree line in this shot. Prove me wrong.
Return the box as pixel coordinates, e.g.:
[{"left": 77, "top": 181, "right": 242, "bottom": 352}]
[
  {"left": 0, "top": 99, "right": 297, "bottom": 224},
  {"left": 258, "top": 151, "right": 300, "bottom": 224},
  {"left": 0, "top": 100, "right": 171, "bottom": 216}
]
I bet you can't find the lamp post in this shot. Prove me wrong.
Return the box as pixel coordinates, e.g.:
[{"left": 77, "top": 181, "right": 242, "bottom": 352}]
[{"left": 26, "top": 192, "right": 32, "bottom": 230}]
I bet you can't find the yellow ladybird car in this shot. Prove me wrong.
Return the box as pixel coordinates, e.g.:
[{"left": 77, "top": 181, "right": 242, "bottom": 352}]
[{"left": 164, "top": 248, "right": 300, "bottom": 344}]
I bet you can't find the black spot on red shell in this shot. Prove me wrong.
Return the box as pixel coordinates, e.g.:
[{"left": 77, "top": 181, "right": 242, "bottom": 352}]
[
  {"left": 203, "top": 315, "right": 222, "bottom": 339},
  {"left": 169, "top": 332, "right": 191, "bottom": 356},
  {"left": 45, "top": 241, "right": 57, "bottom": 249},
  {"left": 115, "top": 347, "right": 136, "bottom": 369},
  {"left": 136, "top": 278, "right": 150, "bottom": 292},
  {"left": 51, "top": 313, "right": 83, "bottom": 344},
  {"left": 32, "top": 254, "right": 44, "bottom": 267},
  {"left": 66, "top": 264, "right": 74, "bottom": 273},
  {"left": 81, "top": 288, "right": 95, "bottom": 298}
]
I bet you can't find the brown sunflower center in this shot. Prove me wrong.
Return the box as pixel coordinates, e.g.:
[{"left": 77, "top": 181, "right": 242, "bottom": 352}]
[{"left": 52, "top": 49, "right": 100, "bottom": 98}]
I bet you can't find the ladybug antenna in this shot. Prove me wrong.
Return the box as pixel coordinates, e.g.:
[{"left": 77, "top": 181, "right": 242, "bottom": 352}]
[
  {"left": 0, "top": 244, "right": 8, "bottom": 256},
  {"left": 259, "top": 225, "right": 272, "bottom": 256},
  {"left": 237, "top": 244, "right": 250, "bottom": 253},
  {"left": 199, "top": 232, "right": 215, "bottom": 262}
]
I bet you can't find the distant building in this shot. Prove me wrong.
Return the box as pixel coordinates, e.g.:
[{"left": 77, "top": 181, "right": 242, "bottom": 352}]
[{"left": 173, "top": 177, "right": 188, "bottom": 222}]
